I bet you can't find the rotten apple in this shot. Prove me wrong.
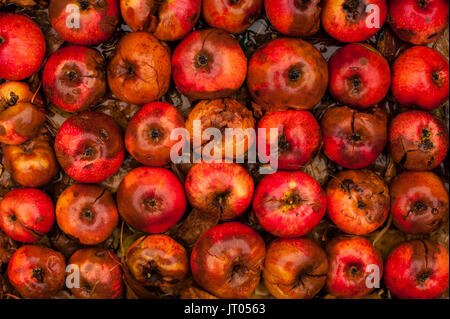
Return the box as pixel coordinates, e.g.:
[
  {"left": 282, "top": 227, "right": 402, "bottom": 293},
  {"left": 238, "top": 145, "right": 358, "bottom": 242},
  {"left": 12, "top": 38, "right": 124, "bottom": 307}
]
[
  {"left": 0, "top": 188, "right": 54, "bottom": 243},
  {"left": 384, "top": 240, "right": 449, "bottom": 299},
  {"left": 191, "top": 222, "right": 266, "bottom": 299},
  {"left": 49, "top": 0, "right": 120, "bottom": 45},
  {"left": 125, "top": 101, "right": 185, "bottom": 166},
  {"left": 390, "top": 171, "right": 449, "bottom": 235},
  {"left": 265, "top": 0, "right": 321, "bottom": 37},
  {"left": 56, "top": 184, "right": 119, "bottom": 245},
  {"left": 120, "top": 0, "right": 201, "bottom": 41},
  {"left": 328, "top": 43, "right": 391, "bottom": 108},
  {"left": 321, "top": 0, "right": 387, "bottom": 42},
  {"left": 257, "top": 110, "right": 321, "bottom": 170},
  {"left": 43, "top": 46, "right": 106, "bottom": 113},
  {"left": 0, "top": 81, "right": 34, "bottom": 112},
  {"left": 117, "top": 167, "right": 187, "bottom": 233},
  {"left": 263, "top": 237, "right": 328, "bottom": 299},
  {"left": 126, "top": 234, "right": 188, "bottom": 287},
  {"left": 321, "top": 106, "right": 387, "bottom": 169},
  {"left": 247, "top": 37, "right": 328, "bottom": 109},
  {"left": 107, "top": 31, "right": 171, "bottom": 105},
  {"left": 391, "top": 46, "right": 449, "bottom": 111},
  {"left": 185, "top": 162, "right": 254, "bottom": 220},
  {"left": 253, "top": 171, "right": 327, "bottom": 238},
  {"left": 203, "top": 0, "right": 263, "bottom": 34},
  {"left": 326, "top": 236, "right": 383, "bottom": 298},
  {"left": 326, "top": 169, "right": 390, "bottom": 235},
  {"left": 0, "top": 13, "right": 46, "bottom": 80},
  {"left": 54, "top": 111, "right": 124, "bottom": 183},
  {"left": 7, "top": 245, "right": 66, "bottom": 299},
  {"left": 388, "top": 110, "right": 448, "bottom": 171},
  {"left": 172, "top": 28, "right": 247, "bottom": 100},
  {"left": 68, "top": 247, "right": 124, "bottom": 299}
]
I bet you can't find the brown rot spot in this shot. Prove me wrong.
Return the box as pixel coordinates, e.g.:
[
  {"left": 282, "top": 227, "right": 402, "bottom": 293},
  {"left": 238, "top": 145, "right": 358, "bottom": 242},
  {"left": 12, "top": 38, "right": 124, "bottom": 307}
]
[
  {"left": 99, "top": 128, "right": 109, "bottom": 141},
  {"left": 231, "top": 262, "right": 247, "bottom": 280},
  {"left": 278, "top": 133, "right": 290, "bottom": 154},
  {"left": 143, "top": 261, "right": 163, "bottom": 284},
  {"left": 357, "top": 201, "right": 366, "bottom": 209},
  {"left": 214, "top": 190, "right": 231, "bottom": 210},
  {"left": 32, "top": 267, "right": 45, "bottom": 282},
  {"left": 431, "top": 70, "right": 445, "bottom": 87},
  {"left": 417, "top": 271, "right": 431, "bottom": 283},
  {"left": 7, "top": 92, "right": 19, "bottom": 106},
  {"left": 342, "top": 0, "right": 365, "bottom": 22},
  {"left": 418, "top": 128, "right": 434, "bottom": 151}
]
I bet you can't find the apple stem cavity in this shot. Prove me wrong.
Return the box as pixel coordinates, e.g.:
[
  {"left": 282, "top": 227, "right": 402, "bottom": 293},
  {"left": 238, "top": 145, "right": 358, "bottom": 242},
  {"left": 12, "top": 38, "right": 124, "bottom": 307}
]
[{"left": 32, "top": 267, "right": 45, "bottom": 282}]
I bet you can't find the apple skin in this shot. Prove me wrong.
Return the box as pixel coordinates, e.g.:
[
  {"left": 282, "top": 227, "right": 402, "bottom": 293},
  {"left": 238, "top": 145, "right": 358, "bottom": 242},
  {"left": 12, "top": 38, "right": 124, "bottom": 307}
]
[
  {"left": 326, "top": 236, "right": 383, "bottom": 298},
  {"left": 247, "top": 37, "right": 328, "bottom": 110},
  {"left": 49, "top": 0, "right": 120, "bottom": 46},
  {"left": 190, "top": 222, "right": 266, "bottom": 299},
  {"left": 388, "top": 110, "right": 448, "bottom": 171},
  {"left": 0, "top": 188, "right": 54, "bottom": 243},
  {"left": 253, "top": 171, "right": 327, "bottom": 238},
  {"left": 263, "top": 237, "right": 328, "bottom": 299},
  {"left": 120, "top": 0, "right": 201, "bottom": 41},
  {"left": 7, "top": 245, "right": 66, "bottom": 299},
  {"left": 0, "top": 13, "right": 46, "bottom": 81},
  {"left": 328, "top": 43, "right": 391, "bottom": 109},
  {"left": 321, "top": 106, "right": 387, "bottom": 169},
  {"left": 203, "top": 0, "right": 263, "bottom": 34},
  {"left": 56, "top": 184, "right": 119, "bottom": 245},
  {"left": 0, "top": 81, "right": 34, "bottom": 112},
  {"left": 54, "top": 111, "right": 124, "bottom": 183},
  {"left": 384, "top": 240, "right": 449, "bottom": 299},
  {"left": 265, "top": 0, "right": 321, "bottom": 37},
  {"left": 389, "top": 0, "right": 449, "bottom": 45},
  {"left": 117, "top": 167, "right": 187, "bottom": 233},
  {"left": 125, "top": 102, "right": 185, "bottom": 166},
  {"left": 126, "top": 234, "right": 189, "bottom": 287},
  {"left": 321, "top": 0, "right": 387, "bottom": 42},
  {"left": 257, "top": 110, "right": 321, "bottom": 170},
  {"left": 0, "top": 102, "right": 46, "bottom": 145},
  {"left": 172, "top": 28, "right": 247, "bottom": 100},
  {"left": 107, "top": 31, "right": 171, "bottom": 105},
  {"left": 326, "top": 169, "right": 390, "bottom": 235},
  {"left": 391, "top": 46, "right": 449, "bottom": 111},
  {"left": 68, "top": 248, "right": 124, "bottom": 299},
  {"left": 185, "top": 162, "right": 254, "bottom": 220},
  {"left": 43, "top": 46, "right": 106, "bottom": 113},
  {"left": 390, "top": 171, "right": 449, "bottom": 235}
]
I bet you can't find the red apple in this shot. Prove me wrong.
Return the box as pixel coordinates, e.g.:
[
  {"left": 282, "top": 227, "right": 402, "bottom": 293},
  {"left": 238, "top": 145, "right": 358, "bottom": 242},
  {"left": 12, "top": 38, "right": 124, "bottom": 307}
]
[
  {"left": 328, "top": 43, "right": 391, "bottom": 108},
  {"left": 253, "top": 171, "right": 327, "bottom": 238},
  {"left": 0, "top": 81, "right": 34, "bottom": 112},
  {"left": 390, "top": 171, "right": 449, "bottom": 235},
  {"left": 321, "top": 106, "right": 387, "bottom": 169},
  {"left": 49, "top": 0, "right": 120, "bottom": 45},
  {"left": 125, "top": 101, "right": 185, "bottom": 166},
  {"left": 107, "top": 31, "right": 171, "bottom": 105},
  {"left": 7, "top": 245, "right": 66, "bottom": 299},
  {"left": 172, "top": 28, "right": 247, "bottom": 100},
  {"left": 0, "top": 13, "right": 46, "bottom": 80},
  {"left": 191, "top": 222, "right": 266, "bottom": 298},
  {"left": 263, "top": 237, "right": 328, "bottom": 299},
  {"left": 126, "top": 234, "right": 188, "bottom": 287},
  {"left": 43, "top": 46, "right": 106, "bottom": 113},
  {"left": 247, "top": 37, "right": 328, "bottom": 109},
  {"left": 203, "top": 0, "right": 263, "bottom": 34},
  {"left": 326, "top": 236, "right": 383, "bottom": 298},
  {"left": 257, "top": 110, "right": 321, "bottom": 170},
  {"left": 117, "top": 167, "right": 187, "bottom": 233},
  {"left": 56, "top": 184, "right": 119, "bottom": 245},
  {"left": 2, "top": 133, "right": 58, "bottom": 187},
  {"left": 384, "top": 240, "right": 449, "bottom": 299},
  {"left": 388, "top": 110, "right": 448, "bottom": 171},
  {"left": 321, "top": 0, "right": 387, "bottom": 42},
  {"left": 0, "top": 188, "right": 54, "bottom": 243},
  {"left": 265, "top": 0, "right": 321, "bottom": 37},
  {"left": 326, "top": 169, "right": 390, "bottom": 235},
  {"left": 68, "top": 248, "right": 124, "bottom": 299},
  {"left": 185, "top": 162, "right": 254, "bottom": 220},
  {"left": 120, "top": 0, "right": 201, "bottom": 41},
  {"left": 54, "top": 111, "right": 124, "bottom": 183},
  {"left": 392, "top": 46, "right": 449, "bottom": 111},
  {"left": 389, "top": 0, "right": 449, "bottom": 45}
]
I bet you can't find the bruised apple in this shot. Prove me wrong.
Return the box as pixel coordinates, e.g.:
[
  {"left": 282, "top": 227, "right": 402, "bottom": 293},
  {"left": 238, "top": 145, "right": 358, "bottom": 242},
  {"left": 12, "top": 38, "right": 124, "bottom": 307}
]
[
  {"left": 191, "top": 222, "right": 266, "bottom": 298},
  {"left": 107, "top": 31, "right": 171, "bottom": 105},
  {"left": 247, "top": 37, "right": 328, "bottom": 109}
]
